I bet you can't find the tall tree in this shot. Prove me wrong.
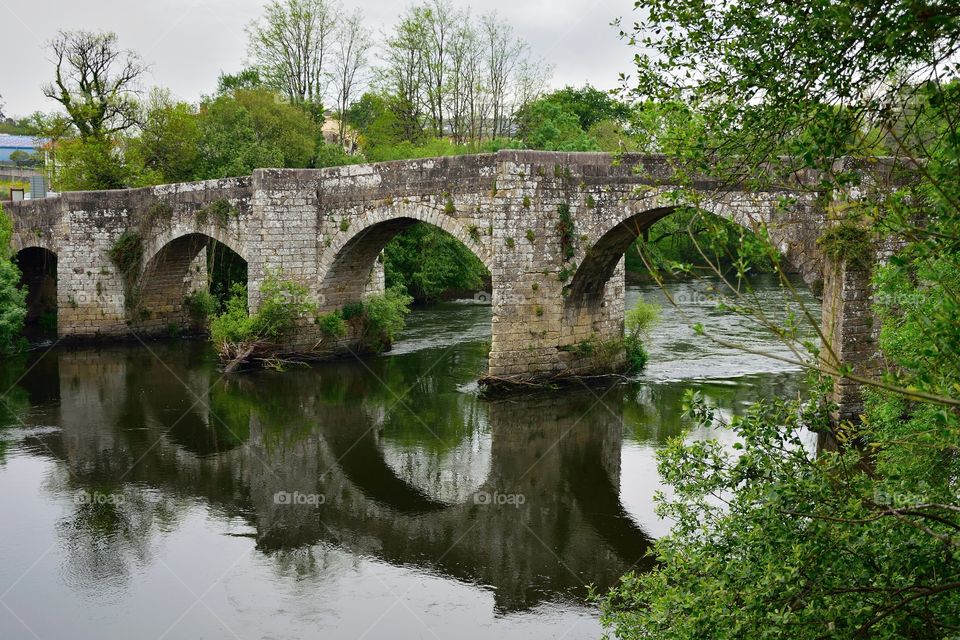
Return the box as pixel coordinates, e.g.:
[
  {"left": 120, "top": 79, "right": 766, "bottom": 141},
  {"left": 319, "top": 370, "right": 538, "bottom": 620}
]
[
  {"left": 42, "top": 30, "right": 145, "bottom": 140},
  {"left": 129, "top": 89, "right": 201, "bottom": 184},
  {"left": 381, "top": 8, "right": 428, "bottom": 141},
  {"left": 246, "top": 0, "right": 338, "bottom": 106},
  {"left": 481, "top": 13, "right": 530, "bottom": 139},
  {"left": 331, "top": 9, "right": 372, "bottom": 147},
  {"left": 419, "top": 0, "right": 460, "bottom": 136}
]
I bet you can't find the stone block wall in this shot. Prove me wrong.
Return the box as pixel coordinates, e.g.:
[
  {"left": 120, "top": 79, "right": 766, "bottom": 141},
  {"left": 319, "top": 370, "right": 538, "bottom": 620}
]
[{"left": 8, "top": 151, "right": 872, "bottom": 409}]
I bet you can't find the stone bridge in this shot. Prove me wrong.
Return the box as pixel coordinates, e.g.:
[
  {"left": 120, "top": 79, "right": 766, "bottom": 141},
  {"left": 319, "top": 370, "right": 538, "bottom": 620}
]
[{"left": 6, "top": 150, "right": 884, "bottom": 418}]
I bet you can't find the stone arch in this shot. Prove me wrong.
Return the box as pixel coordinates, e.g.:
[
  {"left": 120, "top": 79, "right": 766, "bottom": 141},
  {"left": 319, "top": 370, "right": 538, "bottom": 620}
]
[
  {"left": 566, "top": 192, "right": 795, "bottom": 309},
  {"left": 318, "top": 205, "right": 493, "bottom": 310},
  {"left": 15, "top": 246, "right": 58, "bottom": 337},
  {"left": 11, "top": 233, "right": 57, "bottom": 255},
  {"left": 133, "top": 231, "right": 248, "bottom": 334}
]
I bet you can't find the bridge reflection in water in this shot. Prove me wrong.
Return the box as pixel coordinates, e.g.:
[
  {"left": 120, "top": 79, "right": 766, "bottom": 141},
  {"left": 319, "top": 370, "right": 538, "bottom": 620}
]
[
  {"left": 8, "top": 337, "right": 803, "bottom": 629},
  {"left": 16, "top": 342, "right": 654, "bottom": 612}
]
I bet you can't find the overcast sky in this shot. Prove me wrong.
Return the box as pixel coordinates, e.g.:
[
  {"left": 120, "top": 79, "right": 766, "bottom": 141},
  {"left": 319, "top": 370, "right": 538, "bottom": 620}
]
[{"left": 0, "top": 0, "right": 639, "bottom": 118}]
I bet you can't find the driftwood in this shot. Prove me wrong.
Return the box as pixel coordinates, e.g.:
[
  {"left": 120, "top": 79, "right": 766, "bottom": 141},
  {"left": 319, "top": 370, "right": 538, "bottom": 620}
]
[
  {"left": 477, "top": 371, "right": 633, "bottom": 395},
  {"left": 217, "top": 339, "right": 331, "bottom": 373}
]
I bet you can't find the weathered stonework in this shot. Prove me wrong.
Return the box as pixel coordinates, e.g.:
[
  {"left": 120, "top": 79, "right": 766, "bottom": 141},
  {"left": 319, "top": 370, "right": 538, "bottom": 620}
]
[{"left": 7, "top": 150, "right": 885, "bottom": 415}]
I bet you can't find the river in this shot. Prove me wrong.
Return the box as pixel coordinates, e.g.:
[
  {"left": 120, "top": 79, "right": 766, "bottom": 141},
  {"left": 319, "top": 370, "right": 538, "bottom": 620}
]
[{"left": 0, "top": 275, "right": 817, "bottom": 639}]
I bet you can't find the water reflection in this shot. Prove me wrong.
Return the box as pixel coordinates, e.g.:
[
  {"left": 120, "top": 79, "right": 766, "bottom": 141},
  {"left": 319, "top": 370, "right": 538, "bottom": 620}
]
[
  {"left": 0, "top": 278, "right": 812, "bottom": 639},
  {"left": 8, "top": 343, "right": 655, "bottom": 614}
]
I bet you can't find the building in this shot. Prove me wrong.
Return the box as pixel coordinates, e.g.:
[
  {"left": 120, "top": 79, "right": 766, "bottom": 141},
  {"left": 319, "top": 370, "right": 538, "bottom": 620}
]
[{"left": 0, "top": 134, "right": 50, "bottom": 164}]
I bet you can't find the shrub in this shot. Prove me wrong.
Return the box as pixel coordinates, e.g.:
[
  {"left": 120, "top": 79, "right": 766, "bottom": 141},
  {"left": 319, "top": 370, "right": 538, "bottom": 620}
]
[
  {"left": 356, "top": 286, "right": 413, "bottom": 352},
  {"left": 184, "top": 289, "right": 218, "bottom": 325},
  {"left": 209, "top": 283, "right": 255, "bottom": 346},
  {"left": 624, "top": 297, "right": 659, "bottom": 373},
  {"left": 108, "top": 231, "right": 143, "bottom": 276},
  {"left": 626, "top": 297, "right": 660, "bottom": 338},
  {"left": 316, "top": 310, "right": 347, "bottom": 337},
  {"left": 209, "top": 273, "right": 316, "bottom": 353},
  {"left": 0, "top": 204, "right": 26, "bottom": 353}
]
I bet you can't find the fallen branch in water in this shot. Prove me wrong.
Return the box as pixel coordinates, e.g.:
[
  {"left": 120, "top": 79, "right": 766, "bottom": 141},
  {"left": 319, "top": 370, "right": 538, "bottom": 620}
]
[{"left": 478, "top": 371, "right": 633, "bottom": 395}]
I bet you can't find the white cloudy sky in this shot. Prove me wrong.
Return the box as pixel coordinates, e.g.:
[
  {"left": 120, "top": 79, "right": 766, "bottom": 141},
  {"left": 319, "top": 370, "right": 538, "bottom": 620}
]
[{"left": 0, "top": 0, "right": 639, "bottom": 117}]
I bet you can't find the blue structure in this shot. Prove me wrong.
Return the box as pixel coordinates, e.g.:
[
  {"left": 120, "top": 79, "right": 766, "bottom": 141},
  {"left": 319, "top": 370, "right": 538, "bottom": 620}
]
[{"left": 0, "top": 134, "right": 49, "bottom": 163}]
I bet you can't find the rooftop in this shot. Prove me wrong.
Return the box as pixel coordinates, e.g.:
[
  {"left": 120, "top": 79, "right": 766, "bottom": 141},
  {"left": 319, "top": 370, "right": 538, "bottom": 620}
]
[{"left": 0, "top": 134, "right": 50, "bottom": 148}]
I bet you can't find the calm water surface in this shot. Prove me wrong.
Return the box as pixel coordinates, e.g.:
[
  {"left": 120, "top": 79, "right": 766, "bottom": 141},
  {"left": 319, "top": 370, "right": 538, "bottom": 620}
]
[{"left": 0, "top": 276, "right": 816, "bottom": 639}]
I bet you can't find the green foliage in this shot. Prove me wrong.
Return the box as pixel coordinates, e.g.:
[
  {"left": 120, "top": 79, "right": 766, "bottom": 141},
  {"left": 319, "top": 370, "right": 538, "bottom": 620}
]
[
  {"left": 599, "top": 0, "right": 960, "bottom": 637},
  {"left": 216, "top": 68, "right": 264, "bottom": 94},
  {"left": 516, "top": 99, "right": 598, "bottom": 151},
  {"left": 316, "top": 310, "right": 347, "bottom": 337},
  {"left": 516, "top": 85, "right": 630, "bottom": 150},
  {"left": 314, "top": 143, "right": 362, "bottom": 168},
  {"left": 627, "top": 207, "right": 774, "bottom": 277},
  {"left": 556, "top": 203, "right": 576, "bottom": 261},
  {"left": 525, "top": 229, "right": 536, "bottom": 243},
  {"left": 55, "top": 136, "right": 139, "bottom": 191},
  {"left": 107, "top": 231, "right": 143, "bottom": 278},
  {"left": 183, "top": 290, "right": 218, "bottom": 325},
  {"left": 209, "top": 284, "right": 254, "bottom": 346},
  {"left": 201, "top": 199, "right": 238, "bottom": 227},
  {"left": 624, "top": 298, "right": 658, "bottom": 373},
  {"left": 128, "top": 90, "right": 201, "bottom": 184},
  {"left": 354, "top": 286, "right": 413, "bottom": 352},
  {"left": 627, "top": 100, "right": 705, "bottom": 155},
  {"left": 626, "top": 297, "right": 659, "bottom": 339},
  {"left": 520, "top": 85, "right": 631, "bottom": 132},
  {"left": 209, "top": 273, "right": 317, "bottom": 348},
  {"left": 818, "top": 222, "right": 875, "bottom": 268},
  {"left": 0, "top": 204, "right": 26, "bottom": 354},
  {"left": 383, "top": 223, "right": 488, "bottom": 301},
  {"left": 196, "top": 88, "right": 318, "bottom": 179}
]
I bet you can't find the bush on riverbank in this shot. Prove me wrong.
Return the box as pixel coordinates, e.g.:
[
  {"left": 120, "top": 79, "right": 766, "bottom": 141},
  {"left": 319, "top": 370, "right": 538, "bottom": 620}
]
[
  {"left": 208, "top": 275, "right": 412, "bottom": 370},
  {"left": 209, "top": 274, "right": 317, "bottom": 370},
  {"left": 343, "top": 286, "right": 413, "bottom": 353},
  {"left": 0, "top": 204, "right": 26, "bottom": 355},
  {"left": 624, "top": 298, "right": 659, "bottom": 372}
]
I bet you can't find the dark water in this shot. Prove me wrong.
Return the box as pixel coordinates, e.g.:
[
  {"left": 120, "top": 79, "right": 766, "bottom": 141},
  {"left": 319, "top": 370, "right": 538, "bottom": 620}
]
[{"left": 0, "top": 276, "right": 817, "bottom": 639}]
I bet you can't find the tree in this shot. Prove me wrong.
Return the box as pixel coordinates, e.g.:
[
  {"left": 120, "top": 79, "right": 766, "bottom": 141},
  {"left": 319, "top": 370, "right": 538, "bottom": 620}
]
[
  {"left": 597, "top": 1, "right": 960, "bottom": 638},
  {"left": 129, "top": 89, "right": 201, "bottom": 184},
  {"left": 481, "top": 14, "right": 524, "bottom": 139},
  {"left": 517, "top": 85, "right": 630, "bottom": 134},
  {"left": 331, "top": 9, "right": 372, "bottom": 147},
  {"left": 8, "top": 150, "right": 33, "bottom": 169},
  {"left": 515, "top": 99, "right": 597, "bottom": 151},
  {"left": 42, "top": 30, "right": 144, "bottom": 140},
  {"left": 246, "top": 0, "right": 338, "bottom": 106},
  {"left": 377, "top": 5, "right": 547, "bottom": 144},
  {"left": 55, "top": 137, "right": 139, "bottom": 191},
  {"left": 0, "top": 203, "right": 26, "bottom": 354},
  {"left": 381, "top": 7, "right": 428, "bottom": 142},
  {"left": 418, "top": 0, "right": 460, "bottom": 136},
  {"left": 197, "top": 88, "right": 318, "bottom": 178},
  {"left": 216, "top": 68, "right": 265, "bottom": 94}
]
